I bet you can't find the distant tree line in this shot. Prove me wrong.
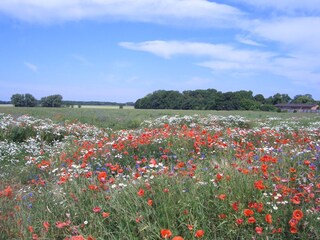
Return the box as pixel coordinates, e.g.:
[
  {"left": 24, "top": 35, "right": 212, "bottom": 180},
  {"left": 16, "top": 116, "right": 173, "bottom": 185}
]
[
  {"left": 9, "top": 93, "right": 134, "bottom": 108},
  {"left": 8, "top": 91, "right": 318, "bottom": 110},
  {"left": 134, "top": 89, "right": 318, "bottom": 111},
  {"left": 11, "top": 94, "right": 63, "bottom": 107}
]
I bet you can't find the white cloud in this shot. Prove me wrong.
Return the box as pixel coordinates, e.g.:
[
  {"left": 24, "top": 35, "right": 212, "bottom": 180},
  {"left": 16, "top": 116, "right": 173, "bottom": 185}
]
[
  {"left": 250, "top": 17, "right": 320, "bottom": 53},
  {"left": 229, "top": 0, "right": 320, "bottom": 13},
  {"left": 0, "top": 0, "right": 243, "bottom": 27},
  {"left": 235, "top": 35, "right": 264, "bottom": 47},
  {"left": 24, "top": 62, "right": 38, "bottom": 72},
  {"left": 119, "top": 40, "right": 275, "bottom": 63},
  {"left": 71, "top": 54, "right": 93, "bottom": 66},
  {"left": 120, "top": 40, "right": 320, "bottom": 88}
]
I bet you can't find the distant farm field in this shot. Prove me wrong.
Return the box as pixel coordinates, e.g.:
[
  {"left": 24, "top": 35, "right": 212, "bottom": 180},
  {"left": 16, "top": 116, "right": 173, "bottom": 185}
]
[
  {"left": 80, "top": 105, "right": 135, "bottom": 109},
  {"left": 0, "top": 104, "right": 14, "bottom": 107}
]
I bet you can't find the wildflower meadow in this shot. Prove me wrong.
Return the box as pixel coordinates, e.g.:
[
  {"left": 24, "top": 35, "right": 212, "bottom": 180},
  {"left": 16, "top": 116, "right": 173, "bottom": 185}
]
[{"left": 0, "top": 112, "right": 319, "bottom": 239}]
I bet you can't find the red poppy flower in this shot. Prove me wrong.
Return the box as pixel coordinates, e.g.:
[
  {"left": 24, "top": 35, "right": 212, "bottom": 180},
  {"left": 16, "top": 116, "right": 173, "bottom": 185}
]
[
  {"left": 177, "top": 162, "right": 185, "bottom": 169},
  {"left": 216, "top": 173, "right": 223, "bottom": 181},
  {"left": 303, "top": 160, "right": 311, "bottom": 166},
  {"left": 88, "top": 185, "right": 98, "bottom": 190},
  {"left": 289, "top": 167, "right": 296, "bottom": 173},
  {"left": 255, "top": 227, "right": 263, "bottom": 234},
  {"left": 217, "top": 194, "right": 226, "bottom": 200},
  {"left": 261, "top": 164, "right": 268, "bottom": 172},
  {"left": 291, "top": 195, "right": 301, "bottom": 204},
  {"left": 55, "top": 221, "right": 70, "bottom": 229},
  {"left": 145, "top": 182, "right": 151, "bottom": 189},
  {"left": 288, "top": 218, "right": 298, "bottom": 227},
  {"left": 231, "top": 202, "right": 238, "bottom": 211},
  {"left": 32, "top": 234, "right": 39, "bottom": 240},
  {"left": 254, "top": 180, "right": 266, "bottom": 190},
  {"left": 292, "top": 209, "right": 303, "bottom": 221},
  {"left": 236, "top": 218, "right": 244, "bottom": 225},
  {"left": 2, "top": 186, "right": 13, "bottom": 198},
  {"left": 243, "top": 209, "right": 254, "bottom": 217},
  {"left": 253, "top": 202, "right": 264, "bottom": 212},
  {"left": 147, "top": 199, "right": 153, "bottom": 206},
  {"left": 93, "top": 207, "right": 101, "bottom": 213},
  {"left": 70, "top": 236, "right": 85, "bottom": 240},
  {"left": 98, "top": 171, "right": 107, "bottom": 182},
  {"left": 28, "top": 226, "right": 34, "bottom": 233},
  {"left": 43, "top": 221, "right": 50, "bottom": 232},
  {"left": 70, "top": 235, "right": 86, "bottom": 240},
  {"left": 137, "top": 188, "right": 145, "bottom": 197},
  {"left": 102, "top": 212, "right": 110, "bottom": 218},
  {"left": 290, "top": 226, "right": 298, "bottom": 234},
  {"left": 248, "top": 217, "right": 256, "bottom": 224},
  {"left": 160, "top": 229, "right": 172, "bottom": 238},
  {"left": 172, "top": 236, "right": 184, "bottom": 240},
  {"left": 195, "top": 229, "right": 205, "bottom": 238},
  {"left": 265, "top": 214, "right": 272, "bottom": 224}
]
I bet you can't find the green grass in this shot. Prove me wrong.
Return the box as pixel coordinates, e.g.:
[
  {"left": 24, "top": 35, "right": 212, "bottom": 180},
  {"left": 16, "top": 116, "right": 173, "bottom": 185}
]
[{"left": 1, "top": 106, "right": 319, "bottom": 130}]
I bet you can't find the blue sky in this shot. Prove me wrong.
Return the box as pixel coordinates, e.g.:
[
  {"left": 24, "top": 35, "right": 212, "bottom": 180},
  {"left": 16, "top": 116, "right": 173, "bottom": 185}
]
[{"left": 1, "top": 0, "right": 320, "bottom": 102}]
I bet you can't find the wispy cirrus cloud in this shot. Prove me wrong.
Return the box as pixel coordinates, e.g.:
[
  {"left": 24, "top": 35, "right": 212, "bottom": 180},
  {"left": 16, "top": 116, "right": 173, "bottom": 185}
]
[
  {"left": 235, "top": 35, "right": 264, "bottom": 47},
  {"left": 119, "top": 40, "right": 320, "bottom": 88},
  {"left": 0, "top": 0, "right": 243, "bottom": 27},
  {"left": 249, "top": 17, "right": 320, "bottom": 53},
  {"left": 227, "top": 0, "right": 320, "bottom": 14},
  {"left": 119, "top": 40, "right": 275, "bottom": 63},
  {"left": 24, "top": 62, "right": 38, "bottom": 72},
  {"left": 71, "top": 54, "right": 93, "bottom": 66}
]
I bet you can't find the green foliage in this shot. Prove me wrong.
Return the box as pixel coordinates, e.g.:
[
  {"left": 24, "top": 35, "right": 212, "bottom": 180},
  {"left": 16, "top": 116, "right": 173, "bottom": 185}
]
[
  {"left": 25, "top": 94, "right": 37, "bottom": 107},
  {"left": 1, "top": 125, "right": 36, "bottom": 142},
  {"left": 254, "top": 94, "right": 265, "bottom": 104},
  {"left": 259, "top": 104, "right": 277, "bottom": 112},
  {"left": 11, "top": 93, "right": 37, "bottom": 107},
  {"left": 41, "top": 94, "right": 63, "bottom": 107},
  {"left": 265, "top": 93, "right": 291, "bottom": 105},
  {"left": 135, "top": 89, "right": 289, "bottom": 111},
  {"left": 135, "top": 90, "right": 183, "bottom": 109},
  {"left": 291, "top": 94, "right": 316, "bottom": 104}
]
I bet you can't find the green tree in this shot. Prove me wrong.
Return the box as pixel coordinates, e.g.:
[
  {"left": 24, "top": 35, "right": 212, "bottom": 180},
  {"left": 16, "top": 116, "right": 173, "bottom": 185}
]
[
  {"left": 254, "top": 94, "right": 265, "bottom": 104},
  {"left": 11, "top": 94, "right": 25, "bottom": 107},
  {"left": 240, "top": 99, "right": 260, "bottom": 110},
  {"left": 291, "top": 94, "right": 315, "bottom": 104},
  {"left": 24, "top": 93, "right": 37, "bottom": 107},
  {"left": 268, "top": 93, "right": 291, "bottom": 105},
  {"left": 11, "top": 93, "right": 37, "bottom": 107},
  {"left": 41, "top": 94, "right": 63, "bottom": 107}
]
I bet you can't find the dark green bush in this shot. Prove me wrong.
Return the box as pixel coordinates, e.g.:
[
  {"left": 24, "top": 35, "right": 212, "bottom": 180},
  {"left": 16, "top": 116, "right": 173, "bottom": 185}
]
[{"left": 3, "top": 125, "right": 37, "bottom": 142}]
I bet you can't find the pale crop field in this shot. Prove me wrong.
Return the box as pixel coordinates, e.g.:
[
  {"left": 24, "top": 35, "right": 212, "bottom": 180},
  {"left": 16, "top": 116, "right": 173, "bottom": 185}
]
[
  {"left": 80, "top": 105, "right": 135, "bottom": 109},
  {"left": 0, "top": 104, "right": 14, "bottom": 107}
]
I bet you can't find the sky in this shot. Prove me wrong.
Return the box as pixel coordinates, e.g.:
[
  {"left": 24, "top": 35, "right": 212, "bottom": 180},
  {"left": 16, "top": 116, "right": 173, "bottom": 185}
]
[{"left": 1, "top": 0, "right": 320, "bottom": 103}]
